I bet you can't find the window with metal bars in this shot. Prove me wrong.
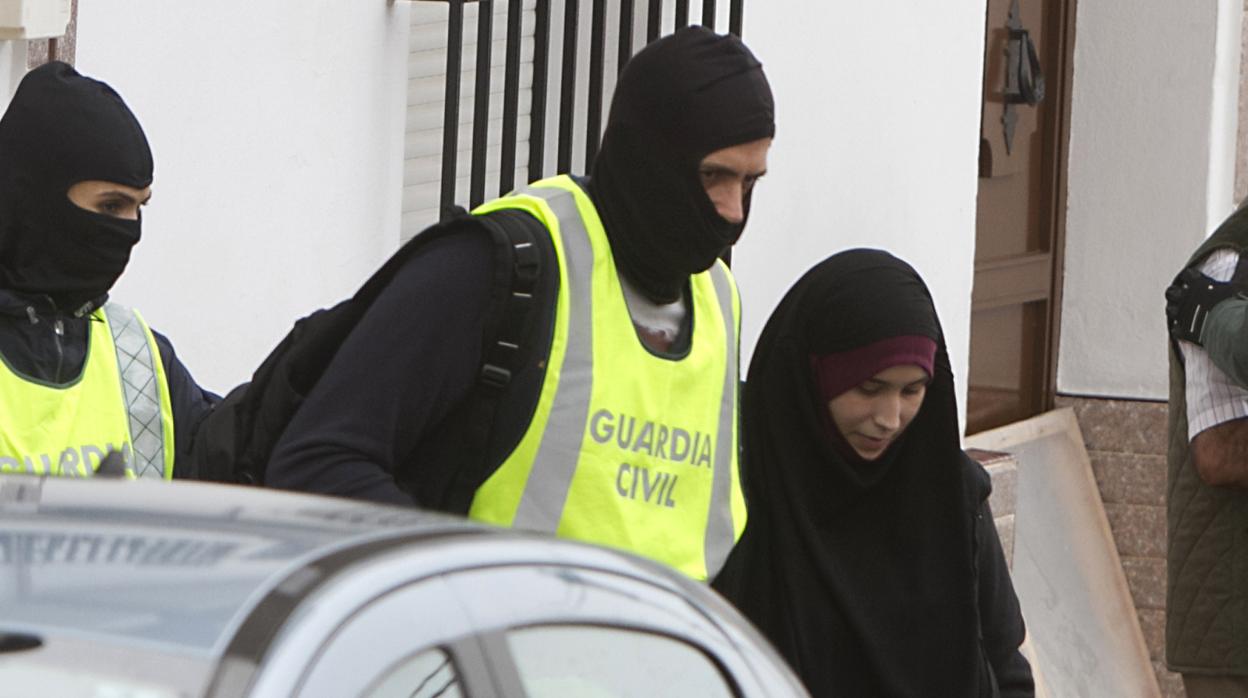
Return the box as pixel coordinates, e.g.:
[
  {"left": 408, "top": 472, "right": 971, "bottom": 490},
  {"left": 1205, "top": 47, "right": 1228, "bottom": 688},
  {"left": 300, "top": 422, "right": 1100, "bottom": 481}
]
[{"left": 401, "top": 0, "right": 745, "bottom": 240}]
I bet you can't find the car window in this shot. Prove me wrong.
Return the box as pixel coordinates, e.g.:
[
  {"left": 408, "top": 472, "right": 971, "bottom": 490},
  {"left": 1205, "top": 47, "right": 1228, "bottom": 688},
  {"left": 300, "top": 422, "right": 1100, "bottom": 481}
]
[
  {"left": 506, "top": 625, "right": 737, "bottom": 698},
  {"left": 365, "top": 647, "right": 463, "bottom": 698}
]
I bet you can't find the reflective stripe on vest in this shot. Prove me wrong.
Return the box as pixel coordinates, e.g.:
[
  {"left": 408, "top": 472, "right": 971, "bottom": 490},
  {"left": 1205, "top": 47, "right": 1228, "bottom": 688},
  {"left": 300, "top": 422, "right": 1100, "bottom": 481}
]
[
  {"left": 0, "top": 303, "right": 175, "bottom": 479},
  {"left": 468, "top": 176, "right": 745, "bottom": 580},
  {"left": 102, "top": 303, "right": 174, "bottom": 479}
]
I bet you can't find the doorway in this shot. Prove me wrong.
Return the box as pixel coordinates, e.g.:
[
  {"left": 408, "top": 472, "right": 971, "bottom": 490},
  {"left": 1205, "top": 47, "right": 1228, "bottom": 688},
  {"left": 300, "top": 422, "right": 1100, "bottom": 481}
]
[{"left": 967, "top": 0, "right": 1075, "bottom": 434}]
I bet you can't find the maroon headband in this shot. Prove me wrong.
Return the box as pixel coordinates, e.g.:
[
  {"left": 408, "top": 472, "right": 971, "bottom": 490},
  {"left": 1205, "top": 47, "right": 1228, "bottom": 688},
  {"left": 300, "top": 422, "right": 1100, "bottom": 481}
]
[{"left": 811, "top": 334, "right": 937, "bottom": 402}]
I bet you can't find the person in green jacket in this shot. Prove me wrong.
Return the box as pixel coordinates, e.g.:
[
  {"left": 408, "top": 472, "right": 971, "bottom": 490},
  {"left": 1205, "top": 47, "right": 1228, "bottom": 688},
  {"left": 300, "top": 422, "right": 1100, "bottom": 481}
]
[{"left": 1164, "top": 204, "right": 1248, "bottom": 696}]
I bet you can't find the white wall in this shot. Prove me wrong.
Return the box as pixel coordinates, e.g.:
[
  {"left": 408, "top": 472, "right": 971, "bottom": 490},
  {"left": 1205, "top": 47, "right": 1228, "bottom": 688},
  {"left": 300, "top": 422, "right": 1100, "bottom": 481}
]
[
  {"left": 1058, "top": 0, "right": 1242, "bottom": 399},
  {"left": 41, "top": 0, "right": 986, "bottom": 409},
  {"left": 71, "top": 0, "right": 412, "bottom": 393},
  {"left": 738, "top": 1, "right": 988, "bottom": 419}
]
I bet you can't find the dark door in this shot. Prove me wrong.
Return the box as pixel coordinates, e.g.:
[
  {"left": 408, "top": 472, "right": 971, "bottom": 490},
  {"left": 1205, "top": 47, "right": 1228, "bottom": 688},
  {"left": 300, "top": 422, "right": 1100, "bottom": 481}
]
[{"left": 967, "top": 0, "right": 1074, "bottom": 434}]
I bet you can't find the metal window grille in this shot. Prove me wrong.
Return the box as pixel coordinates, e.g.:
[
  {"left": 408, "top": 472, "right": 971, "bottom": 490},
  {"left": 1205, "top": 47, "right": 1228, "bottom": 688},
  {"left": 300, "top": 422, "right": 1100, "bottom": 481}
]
[{"left": 402, "top": 0, "right": 745, "bottom": 237}]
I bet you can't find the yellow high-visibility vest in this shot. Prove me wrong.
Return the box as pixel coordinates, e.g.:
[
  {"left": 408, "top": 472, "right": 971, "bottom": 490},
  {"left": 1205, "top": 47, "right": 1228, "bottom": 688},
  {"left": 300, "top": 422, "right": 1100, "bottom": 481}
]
[
  {"left": 0, "top": 302, "right": 175, "bottom": 479},
  {"left": 469, "top": 176, "right": 745, "bottom": 581}
]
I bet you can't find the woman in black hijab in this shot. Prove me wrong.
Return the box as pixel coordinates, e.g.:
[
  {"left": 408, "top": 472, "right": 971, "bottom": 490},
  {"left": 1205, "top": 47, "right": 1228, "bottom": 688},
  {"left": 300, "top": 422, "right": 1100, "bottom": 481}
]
[{"left": 714, "top": 249, "right": 1032, "bottom": 697}]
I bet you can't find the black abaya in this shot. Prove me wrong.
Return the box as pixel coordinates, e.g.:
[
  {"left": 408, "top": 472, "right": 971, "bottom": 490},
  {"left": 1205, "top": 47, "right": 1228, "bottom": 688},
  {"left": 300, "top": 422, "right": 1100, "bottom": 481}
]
[{"left": 714, "top": 249, "right": 1032, "bottom": 697}]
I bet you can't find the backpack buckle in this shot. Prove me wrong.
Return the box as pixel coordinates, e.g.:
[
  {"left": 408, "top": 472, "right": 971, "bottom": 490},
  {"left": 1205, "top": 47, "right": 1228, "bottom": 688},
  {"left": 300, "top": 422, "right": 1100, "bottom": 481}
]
[
  {"left": 479, "top": 363, "right": 512, "bottom": 390},
  {"left": 512, "top": 241, "right": 540, "bottom": 288}
]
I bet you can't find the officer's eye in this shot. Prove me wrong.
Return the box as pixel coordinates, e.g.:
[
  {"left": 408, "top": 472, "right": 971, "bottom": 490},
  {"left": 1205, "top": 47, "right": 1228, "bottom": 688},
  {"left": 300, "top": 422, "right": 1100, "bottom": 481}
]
[{"left": 99, "top": 198, "right": 126, "bottom": 214}]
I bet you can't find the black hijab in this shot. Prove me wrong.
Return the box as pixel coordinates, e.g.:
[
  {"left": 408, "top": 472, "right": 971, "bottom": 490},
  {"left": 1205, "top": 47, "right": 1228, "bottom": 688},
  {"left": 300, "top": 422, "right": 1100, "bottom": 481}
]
[
  {"left": 714, "top": 249, "right": 983, "bottom": 697},
  {"left": 590, "top": 26, "right": 774, "bottom": 303},
  {"left": 0, "top": 61, "right": 153, "bottom": 312}
]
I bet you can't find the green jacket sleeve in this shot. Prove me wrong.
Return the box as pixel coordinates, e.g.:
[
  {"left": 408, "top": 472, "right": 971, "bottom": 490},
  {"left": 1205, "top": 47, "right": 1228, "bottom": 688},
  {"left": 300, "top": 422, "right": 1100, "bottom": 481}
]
[{"left": 1202, "top": 296, "right": 1248, "bottom": 388}]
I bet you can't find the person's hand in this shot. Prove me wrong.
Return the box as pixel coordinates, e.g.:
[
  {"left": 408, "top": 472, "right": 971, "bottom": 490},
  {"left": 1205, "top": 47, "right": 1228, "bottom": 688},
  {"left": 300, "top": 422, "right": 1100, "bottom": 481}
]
[
  {"left": 1166, "top": 268, "right": 1244, "bottom": 345},
  {"left": 94, "top": 449, "right": 129, "bottom": 477}
]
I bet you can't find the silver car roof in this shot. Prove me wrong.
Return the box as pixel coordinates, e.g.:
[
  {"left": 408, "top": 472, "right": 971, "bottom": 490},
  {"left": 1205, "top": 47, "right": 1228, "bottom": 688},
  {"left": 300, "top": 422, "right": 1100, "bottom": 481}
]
[
  {"left": 0, "top": 476, "right": 496, "bottom": 658},
  {"left": 0, "top": 476, "right": 809, "bottom": 698}
]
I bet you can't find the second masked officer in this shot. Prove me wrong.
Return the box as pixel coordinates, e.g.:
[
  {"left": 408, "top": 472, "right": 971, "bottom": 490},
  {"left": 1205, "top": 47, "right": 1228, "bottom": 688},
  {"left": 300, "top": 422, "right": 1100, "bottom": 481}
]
[
  {"left": 0, "top": 62, "right": 217, "bottom": 480},
  {"left": 267, "top": 27, "right": 774, "bottom": 581}
]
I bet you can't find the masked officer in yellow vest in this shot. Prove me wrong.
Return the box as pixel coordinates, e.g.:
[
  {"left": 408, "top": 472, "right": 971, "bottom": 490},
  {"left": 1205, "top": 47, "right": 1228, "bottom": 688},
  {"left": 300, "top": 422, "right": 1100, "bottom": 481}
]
[
  {"left": 0, "top": 62, "right": 217, "bottom": 480},
  {"left": 267, "top": 27, "right": 774, "bottom": 581}
]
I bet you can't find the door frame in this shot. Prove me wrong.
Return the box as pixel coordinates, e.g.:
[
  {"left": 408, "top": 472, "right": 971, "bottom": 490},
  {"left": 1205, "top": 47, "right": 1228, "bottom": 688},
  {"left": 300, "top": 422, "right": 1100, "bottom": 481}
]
[{"left": 1039, "top": 0, "right": 1077, "bottom": 415}]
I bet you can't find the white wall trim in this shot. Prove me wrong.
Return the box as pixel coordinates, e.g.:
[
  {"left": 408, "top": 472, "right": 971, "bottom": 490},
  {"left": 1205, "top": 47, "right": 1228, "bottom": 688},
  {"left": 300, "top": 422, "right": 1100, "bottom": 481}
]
[
  {"left": 0, "top": 39, "right": 27, "bottom": 102},
  {"left": 1207, "top": 0, "right": 1243, "bottom": 229}
]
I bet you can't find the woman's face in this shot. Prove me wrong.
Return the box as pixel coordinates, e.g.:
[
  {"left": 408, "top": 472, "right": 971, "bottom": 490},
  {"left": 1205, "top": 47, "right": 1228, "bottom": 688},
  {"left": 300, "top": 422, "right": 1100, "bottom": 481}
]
[{"left": 827, "top": 364, "right": 930, "bottom": 460}]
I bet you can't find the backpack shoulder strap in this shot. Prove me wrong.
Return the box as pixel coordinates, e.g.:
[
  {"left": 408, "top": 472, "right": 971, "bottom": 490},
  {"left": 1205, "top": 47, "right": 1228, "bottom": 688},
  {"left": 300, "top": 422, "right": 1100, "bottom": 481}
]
[
  {"left": 475, "top": 209, "right": 544, "bottom": 389},
  {"left": 441, "top": 208, "right": 546, "bottom": 513}
]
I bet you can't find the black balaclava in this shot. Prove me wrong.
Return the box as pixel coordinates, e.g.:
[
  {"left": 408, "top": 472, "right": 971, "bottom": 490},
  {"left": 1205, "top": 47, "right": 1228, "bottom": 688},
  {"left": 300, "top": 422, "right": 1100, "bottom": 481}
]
[
  {"left": 0, "top": 61, "right": 153, "bottom": 311},
  {"left": 590, "top": 26, "right": 774, "bottom": 303}
]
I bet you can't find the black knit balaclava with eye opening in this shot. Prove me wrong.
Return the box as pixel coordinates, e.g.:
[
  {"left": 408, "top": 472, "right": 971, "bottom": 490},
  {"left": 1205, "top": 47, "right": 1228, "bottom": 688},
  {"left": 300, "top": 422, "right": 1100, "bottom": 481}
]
[
  {"left": 590, "top": 26, "right": 774, "bottom": 303},
  {"left": 0, "top": 61, "right": 153, "bottom": 311}
]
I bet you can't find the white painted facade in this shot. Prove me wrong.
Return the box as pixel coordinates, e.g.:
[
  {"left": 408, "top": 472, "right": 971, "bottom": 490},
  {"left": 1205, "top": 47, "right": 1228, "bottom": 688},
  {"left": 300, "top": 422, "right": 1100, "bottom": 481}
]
[
  {"left": 0, "top": 0, "right": 1238, "bottom": 413},
  {"left": 1059, "top": 0, "right": 1243, "bottom": 400},
  {"left": 739, "top": 1, "right": 986, "bottom": 415},
  {"left": 71, "top": 0, "right": 411, "bottom": 392}
]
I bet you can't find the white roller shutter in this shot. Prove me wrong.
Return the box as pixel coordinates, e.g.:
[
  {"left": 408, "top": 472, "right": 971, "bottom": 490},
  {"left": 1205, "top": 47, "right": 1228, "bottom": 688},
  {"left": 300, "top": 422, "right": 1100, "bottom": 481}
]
[{"left": 404, "top": 1, "right": 534, "bottom": 240}]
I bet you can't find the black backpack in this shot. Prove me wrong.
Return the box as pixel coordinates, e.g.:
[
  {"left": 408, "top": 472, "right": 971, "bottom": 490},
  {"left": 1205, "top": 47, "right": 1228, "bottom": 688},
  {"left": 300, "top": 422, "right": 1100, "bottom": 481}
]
[{"left": 189, "top": 208, "right": 546, "bottom": 500}]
